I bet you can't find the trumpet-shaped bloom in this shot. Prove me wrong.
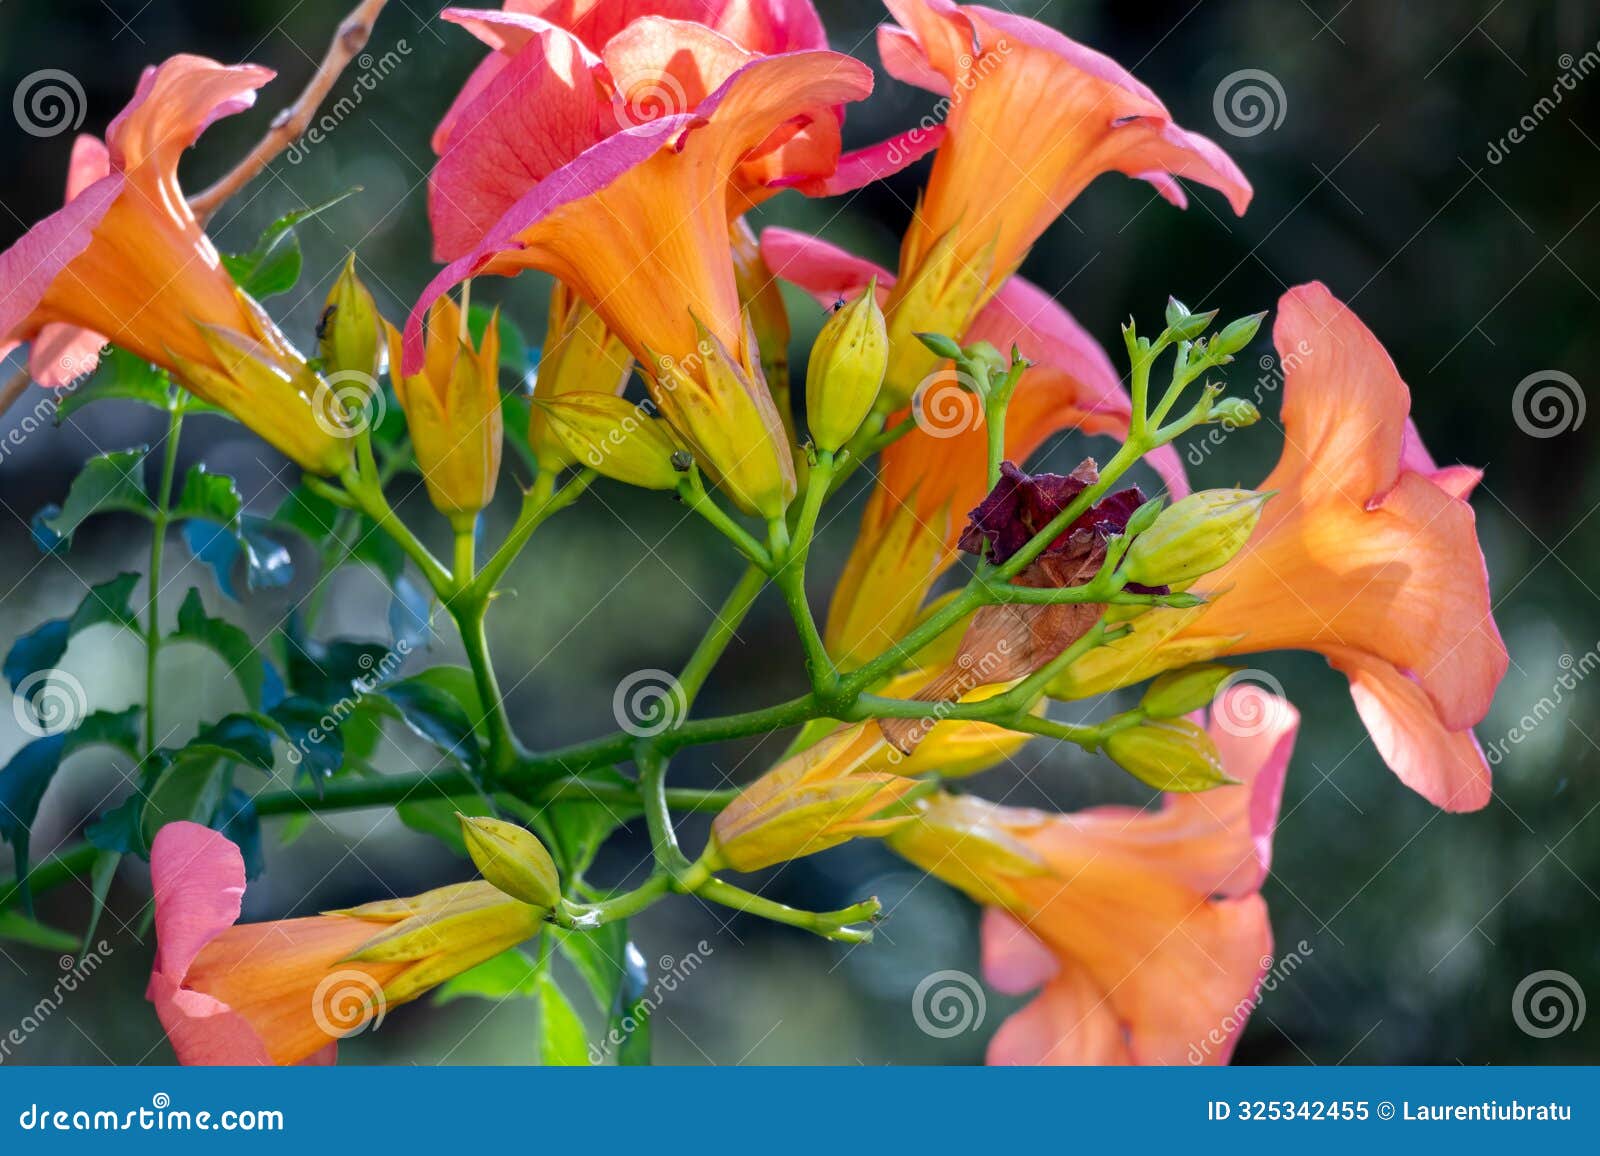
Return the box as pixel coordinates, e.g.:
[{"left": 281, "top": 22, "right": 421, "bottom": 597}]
[
  {"left": 1058, "top": 283, "right": 1508, "bottom": 811},
  {"left": 412, "top": 22, "right": 875, "bottom": 513},
  {"left": 881, "top": 0, "right": 1251, "bottom": 298},
  {"left": 0, "top": 55, "right": 350, "bottom": 474},
  {"left": 891, "top": 687, "right": 1297, "bottom": 1065},
  {"left": 711, "top": 671, "right": 1035, "bottom": 871},
  {"left": 761, "top": 227, "right": 1186, "bottom": 667},
  {"left": 147, "top": 822, "right": 542, "bottom": 1066},
  {"left": 384, "top": 295, "right": 504, "bottom": 521}
]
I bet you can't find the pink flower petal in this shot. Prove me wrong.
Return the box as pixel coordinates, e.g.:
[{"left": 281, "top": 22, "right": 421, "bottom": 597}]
[
  {"left": 980, "top": 907, "right": 1057, "bottom": 995},
  {"left": 148, "top": 821, "right": 247, "bottom": 983}
]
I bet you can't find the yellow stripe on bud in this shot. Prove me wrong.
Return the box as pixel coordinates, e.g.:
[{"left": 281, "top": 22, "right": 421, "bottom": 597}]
[{"left": 536, "top": 393, "right": 685, "bottom": 490}]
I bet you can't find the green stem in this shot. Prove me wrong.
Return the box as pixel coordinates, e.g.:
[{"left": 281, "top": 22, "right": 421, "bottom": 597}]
[
  {"left": 340, "top": 466, "right": 452, "bottom": 593},
  {"left": 676, "top": 564, "right": 767, "bottom": 708},
  {"left": 635, "top": 745, "right": 690, "bottom": 875},
  {"left": 690, "top": 875, "right": 878, "bottom": 943},
  {"left": 144, "top": 404, "right": 185, "bottom": 753},
  {"left": 0, "top": 844, "right": 97, "bottom": 912},
  {"left": 455, "top": 600, "right": 519, "bottom": 776},
  {"left": 472, "top": 468, "right": 591, "bottom": 600},
  {"left": 678, "top": 475, "right": 771, "bottom": 570},
  {"left": 249, "top": 774, "right": 738, "bottom": 818}
]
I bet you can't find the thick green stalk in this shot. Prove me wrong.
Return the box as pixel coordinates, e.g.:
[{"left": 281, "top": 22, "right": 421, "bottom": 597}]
[
  {"left": 676, "top": 564, "right": 767, "bottom": 708},
  {"left": 143, "top": 405, "right": 185, "bottom": 753}
]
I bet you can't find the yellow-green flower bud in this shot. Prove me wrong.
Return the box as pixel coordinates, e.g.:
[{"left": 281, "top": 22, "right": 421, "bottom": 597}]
[
  {"left": 318, "top": 253, "right": 381, "bottom": 381},
  {"left": 1103, "top": 719, "right": 1233, "bottom": 792},
  {"left": 535, "top": 393, "right": 684, "bottom": 491},
  {"left": 1123, "top": 489, "right": 1270, "bottom": 587},
  {"left": 807, "top": 279, "right": 887, "bottom": 452},
  {"left": 1139, "top": 664, "right": 1236, "bottom": 718},
  {"left": 457, "top": 814, "right": 562, "bottom": 908},
  {"left": 1210, "top": 397, "right": 1261, "bottom": 427}
]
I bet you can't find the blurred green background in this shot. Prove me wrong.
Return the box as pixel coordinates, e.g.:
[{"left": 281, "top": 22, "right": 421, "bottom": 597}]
[{"left": 1, "top": 0, "right": 1596, "bottom": 1065}]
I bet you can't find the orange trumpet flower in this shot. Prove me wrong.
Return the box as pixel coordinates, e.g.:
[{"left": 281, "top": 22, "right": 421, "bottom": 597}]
[
  {"left": 1059, "top": 283, "right": 1509, "bottom": 811},
  {"left": 0, "top": 55, "right": 351, "bottom": 474},
  {"left": 891, "top": 687, "right": 1298, "bottom": 1065}
]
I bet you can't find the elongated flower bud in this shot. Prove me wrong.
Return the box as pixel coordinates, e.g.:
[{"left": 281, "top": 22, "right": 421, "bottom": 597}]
[
  {"left": 458, "top": 814, "right": 562, "bottom": 908},
  {"left": 649, "top": 318, "right": 796, "bottom": 518},
  {"left": 1103, "top": 718, "right": 1233, "bottom": 792},
  {"left": 807, "top": 280, "right": 887, "bottom": 452},
  {"left": 383, "top": 296, "right": 504, "bottom": 523},
  {"left": 1139, "top": 664, "right": 1236, "bottom": 718},
  {"left": 527, "top": 282, "right": 633, "bottom": 470},
  {"left": 536, "top": 393, "right": 684, "bottom": 490},
  {"left": 319, "top": 253, "right": 381, "bottom": 382},
  {"left": 1123, "top": 489, "right": 1270, "bottom": 587}
]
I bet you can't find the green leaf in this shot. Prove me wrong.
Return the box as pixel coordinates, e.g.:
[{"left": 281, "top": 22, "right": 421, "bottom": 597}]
[
  {"left": 170, "top": 589, "right": 266, "bottom": 708},
  {"left": 467, "top": 304, "right": 531, "bottom": 377},
  {"left": 555, "top": 922, "right": 628, "bottom": 1012},
  {"left": 177, "top": 713, "right": 281, "bottom": 773},
  {"left": 269, "top": 695, "right": 345, "bottom": 786},
  {"left": 397, "top": 793, "right": 493, "bottom": 857},
  {"left": 0, "top": 708, "right": 140, "bottom": 908},
  {"left": 0, "top": 909, "right": 80, "bottom": 952},
  {"left": 4, "top": 573, "right": 140, "bottom": 699},
  {"left": 40, "top": 449, "right": 153, "bottom": 543},
  {"left": 270, "top": 483, "right": 342, "bottom": 543},
  {"left": 283, "top": 626, "right": 396, "bottom": 705},
  {"left": 537, "top": 974, "right": 590, "bottom": 1066},
  {"left": 81, "top": 849, "right": 120, "bottom": 954},
  {"left": 434, "top": 948, "right": 542, "bottom": 1005},
  {"left": 173, "top": 465, "right": 243, "bottom": 528},
  {"left": 222, "top": 189, "right": 360, "bottom": 300},
  {"left": 141, "top": 754, "right": 230, "bottom": 847},
  {"left": 54, "top": 349, "right": 173, "bottom": 422},
  {"left": 378, "top": 674, "right": 483, "bottom": 771}
]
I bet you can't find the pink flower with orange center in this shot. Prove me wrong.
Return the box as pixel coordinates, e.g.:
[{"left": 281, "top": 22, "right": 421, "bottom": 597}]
[
  {"left": 147, "top": 823, "right": 543, "bottom": 1066},
  {"left": 0, "top": 55, "right": 351, "bottom": 474}
]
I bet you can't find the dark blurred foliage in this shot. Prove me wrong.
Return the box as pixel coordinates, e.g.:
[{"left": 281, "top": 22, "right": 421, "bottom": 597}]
[{"left": 1, "top": 0, "right": 1597, "bottom": 1065}]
